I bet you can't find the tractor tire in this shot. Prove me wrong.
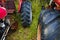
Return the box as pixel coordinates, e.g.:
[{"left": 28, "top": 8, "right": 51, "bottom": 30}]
[
  {"left": 38, "top": 9, "right": 60, "bottom": 40},
  {"left": 20, "top": 1, "right": 32, "bottom": 27}
]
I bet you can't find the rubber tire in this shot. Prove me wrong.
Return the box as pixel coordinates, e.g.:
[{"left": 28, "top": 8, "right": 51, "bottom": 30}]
[
  {"left": 20, "top": 1, "right": 32, "bottom": 27},
  {"left": 38, "top": 9, "right": 60, "bottom": 40}
]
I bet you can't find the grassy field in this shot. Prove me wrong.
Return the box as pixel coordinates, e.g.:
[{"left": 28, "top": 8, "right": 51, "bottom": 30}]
[{"left": 6, "top": 0, "right": 41, "bottom": 40}]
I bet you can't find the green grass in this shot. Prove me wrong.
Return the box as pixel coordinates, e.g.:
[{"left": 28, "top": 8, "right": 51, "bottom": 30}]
[{"left": 6, "top": 0, "right": 41, "bottom": 40}]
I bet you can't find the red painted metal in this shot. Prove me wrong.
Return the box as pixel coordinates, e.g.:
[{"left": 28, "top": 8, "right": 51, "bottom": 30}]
[
  {"left": 18, "top": 0, "right": 23, "bottom": 12},
  {"left": 54, "top": 0, "right": 60, "bottom": 6},
  {"left": 0, "top": 7, "right": 7, "bottom": 19}
]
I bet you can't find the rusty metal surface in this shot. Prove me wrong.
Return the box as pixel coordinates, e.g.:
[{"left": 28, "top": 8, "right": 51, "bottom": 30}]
[
  {"left": 10, "top": 21, "right": 18, "bottom": 30},
  {"left": 6, "top": 15, "right": 18, "bottom": 30}
]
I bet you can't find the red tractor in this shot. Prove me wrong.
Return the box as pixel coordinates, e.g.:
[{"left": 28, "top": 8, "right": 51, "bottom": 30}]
[{"left": 0, "top": 0, "right": 32, "bottom": 40}]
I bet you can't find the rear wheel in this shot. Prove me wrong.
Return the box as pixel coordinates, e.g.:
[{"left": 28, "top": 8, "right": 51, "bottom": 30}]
[
  {"left": 38, "top": 9, "right": 60, "bottom": 40},
  {"left": 20, "top": 1, "right": 32, "bottom": 27}
]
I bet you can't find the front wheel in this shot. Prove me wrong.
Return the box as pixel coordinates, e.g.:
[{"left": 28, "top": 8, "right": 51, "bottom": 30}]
[{"left": 20, "top": 1, "right": 32, "bottom": 27}]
